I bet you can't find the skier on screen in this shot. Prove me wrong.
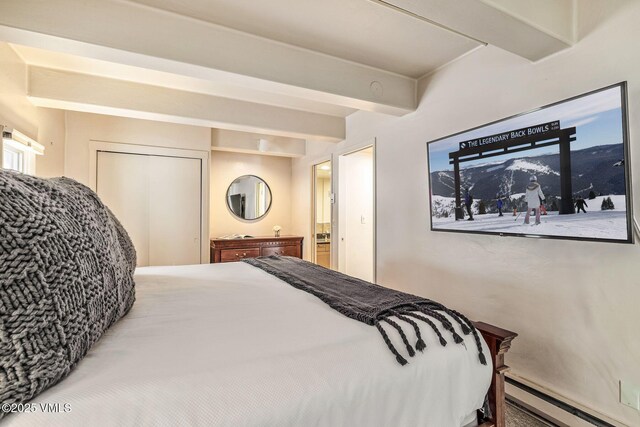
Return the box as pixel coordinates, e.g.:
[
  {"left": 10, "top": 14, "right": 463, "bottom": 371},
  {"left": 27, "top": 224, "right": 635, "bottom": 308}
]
[
  {"left": 539, "top": 197, "right": 548, "bottom": 215},
  {"left": 524, "top": 175, "right": 545, "bottom": 225},
  {"left": 464, "top": 189, "right": 474, "bottom": 221},
  {"left": 575, "top": 197, "right": 588, "bottom": 213}
]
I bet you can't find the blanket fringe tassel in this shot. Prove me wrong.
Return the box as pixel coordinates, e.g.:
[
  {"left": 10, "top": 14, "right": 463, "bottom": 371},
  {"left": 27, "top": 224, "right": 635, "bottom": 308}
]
[{"left": 375, "top": 303, "right": 487, "bottom": 366}]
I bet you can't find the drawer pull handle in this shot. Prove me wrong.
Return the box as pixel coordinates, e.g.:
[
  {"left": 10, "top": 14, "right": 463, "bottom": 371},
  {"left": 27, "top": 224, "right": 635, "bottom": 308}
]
[{"left": 243, "top": 252, "right": 247, "bottom": 256}]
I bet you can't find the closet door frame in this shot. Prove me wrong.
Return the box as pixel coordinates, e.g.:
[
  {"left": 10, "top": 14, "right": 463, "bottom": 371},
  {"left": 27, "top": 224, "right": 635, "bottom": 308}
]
[{"left": 89, "top": 140, "right": 210, "bottom": 264}]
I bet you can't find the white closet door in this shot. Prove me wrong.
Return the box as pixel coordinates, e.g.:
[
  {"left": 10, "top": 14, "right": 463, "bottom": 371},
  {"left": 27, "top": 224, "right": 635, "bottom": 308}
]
[
  {"left": 148, "top": 155, "right": 201, "bottom": 266},
  {"left": 96, "top": 151, "right": 201, "bottom": 267},
  {"left": 97, "top": 152, "right": 151, "bottom": 266}
]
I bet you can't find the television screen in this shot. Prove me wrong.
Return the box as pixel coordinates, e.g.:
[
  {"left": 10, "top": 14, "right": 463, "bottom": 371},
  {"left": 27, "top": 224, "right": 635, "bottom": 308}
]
[{"left": 426, "top": 82, "right": 633, "bottom": 243}]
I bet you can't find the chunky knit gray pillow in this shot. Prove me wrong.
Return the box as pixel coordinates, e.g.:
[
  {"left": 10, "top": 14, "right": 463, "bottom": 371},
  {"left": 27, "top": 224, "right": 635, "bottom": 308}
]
[{"left": 0, "top": 170, "right": 136, "bottom": 415}]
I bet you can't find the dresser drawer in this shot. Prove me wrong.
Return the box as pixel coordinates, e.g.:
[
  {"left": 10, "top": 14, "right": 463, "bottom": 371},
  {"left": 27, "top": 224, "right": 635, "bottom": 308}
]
[
  {"left": 261, "top": 245, "right": 299, "bottom": 257},
  {"left": 220, "top": 248, "right": 261, "bottom": 262},
  {"left": 210, "top": 236, "right": 303, "bottom": 263}
]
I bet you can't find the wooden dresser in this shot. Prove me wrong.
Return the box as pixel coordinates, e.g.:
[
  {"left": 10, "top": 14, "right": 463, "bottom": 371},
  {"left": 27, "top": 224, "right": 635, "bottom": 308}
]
[{"left": 210, "top": 236, "right": 303, "bottom": 263}]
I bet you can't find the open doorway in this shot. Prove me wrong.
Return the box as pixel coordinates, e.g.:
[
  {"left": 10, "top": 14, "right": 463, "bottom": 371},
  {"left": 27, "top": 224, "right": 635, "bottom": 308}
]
[
  {"left": 338, "top": 145, "right": 375, "bottom": 282},
  {"left": 312, "top": 160, "right": 332, "bottom": 268}
]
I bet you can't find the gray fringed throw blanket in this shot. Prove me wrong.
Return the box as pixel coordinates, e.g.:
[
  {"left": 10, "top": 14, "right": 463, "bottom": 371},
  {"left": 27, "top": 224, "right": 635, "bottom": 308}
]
[
  {"left": 0, "top": 170, "right": 136, "bottom": 417},
  {"left": 244, "top": 256, "right": 486, "bottom": 366}
]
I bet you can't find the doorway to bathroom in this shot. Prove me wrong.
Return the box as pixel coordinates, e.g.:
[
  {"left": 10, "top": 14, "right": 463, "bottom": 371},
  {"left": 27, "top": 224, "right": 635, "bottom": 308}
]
[{"left": 312, "top": 160, "right": 332, "bottom": 268}]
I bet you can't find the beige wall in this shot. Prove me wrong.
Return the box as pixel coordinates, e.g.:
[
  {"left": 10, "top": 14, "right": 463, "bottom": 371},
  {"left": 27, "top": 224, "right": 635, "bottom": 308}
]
[
  {"left": 0, "top": 42, "right": 65, "bottom": 176},
  {"left": 35, "top": 108, "right": 66, "bottom": 177},
  {"left": 210, "top": 151, "right": 292, "bottom": 238},
  {"left": 63, "top": 112, "right": 293, "bottom": 241},
  {"left": 0, "top": 43, "right": 39, "bottom": 140},
  {"left": 293, "top": 2, "right": 640, "bottom": 425},
  {"left": 64, "top": 111, "right": 210, "bottom": 185}
]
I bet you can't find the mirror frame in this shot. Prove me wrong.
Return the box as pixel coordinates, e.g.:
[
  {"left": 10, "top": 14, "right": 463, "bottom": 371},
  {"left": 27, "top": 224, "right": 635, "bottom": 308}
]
[{"left": 225, "top": 174, "right": 273, "bottom": 221}]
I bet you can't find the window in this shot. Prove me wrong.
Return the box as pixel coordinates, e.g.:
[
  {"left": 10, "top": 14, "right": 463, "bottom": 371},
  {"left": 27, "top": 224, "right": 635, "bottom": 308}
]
[
  {"left": 1, "top": 128, "right": 44, "bottom": 175},
  {"left": 3, "top": 144, "right": 25, "bottom": 172}
]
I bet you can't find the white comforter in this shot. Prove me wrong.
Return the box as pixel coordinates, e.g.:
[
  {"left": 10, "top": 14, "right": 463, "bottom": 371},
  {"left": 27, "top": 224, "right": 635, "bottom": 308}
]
[{"left": 6, "top": 262, "right": 491, "bottom": 427}]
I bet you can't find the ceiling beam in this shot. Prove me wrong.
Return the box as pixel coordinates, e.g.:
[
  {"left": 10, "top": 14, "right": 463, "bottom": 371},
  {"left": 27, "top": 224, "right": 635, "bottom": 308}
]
[
  {"left": 10, "top": 44, "right": 357, "bottom": 118},
  {"left": 211, "top": 129, "right": 306, "bottom": 158},
  {"left": 373, "top": 0, "right": 573, "bottom": 63},
  {"left": 28, "top": 67, "right": 345, "bottom": 142},
  {"left": 0, "top": 0, "right": 416, "bottom": 116}
]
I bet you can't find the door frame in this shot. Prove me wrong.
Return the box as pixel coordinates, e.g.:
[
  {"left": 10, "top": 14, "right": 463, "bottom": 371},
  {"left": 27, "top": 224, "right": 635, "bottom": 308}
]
[
  {"left": 89, "top": 140, "right": 210, "bottom": 263},
  {"left": 334, "top": 139, "right": 376, "bottom": 282},
  {"left": 311, "top": 158, "right": 333, "bottom": 267}
]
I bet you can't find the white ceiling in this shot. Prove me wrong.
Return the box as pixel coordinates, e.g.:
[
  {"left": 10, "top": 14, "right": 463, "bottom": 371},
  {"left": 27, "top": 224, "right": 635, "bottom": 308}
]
[
  {"left": 0, "top": 0, "right": 576, "bottom": 141},
  {"left": 127, "top": 0, "right": 481, "bottom": 78}
]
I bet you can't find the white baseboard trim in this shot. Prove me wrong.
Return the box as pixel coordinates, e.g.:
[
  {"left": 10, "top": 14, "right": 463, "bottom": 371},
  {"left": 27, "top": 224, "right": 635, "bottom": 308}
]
[{"left": 506, "top": 373, "right": 628, "bottom": 427}]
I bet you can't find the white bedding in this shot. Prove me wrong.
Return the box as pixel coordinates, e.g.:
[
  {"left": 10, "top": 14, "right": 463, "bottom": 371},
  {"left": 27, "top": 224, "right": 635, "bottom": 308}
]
[{"left": 6, "top": 262, "right": 491, "bottom": 427}]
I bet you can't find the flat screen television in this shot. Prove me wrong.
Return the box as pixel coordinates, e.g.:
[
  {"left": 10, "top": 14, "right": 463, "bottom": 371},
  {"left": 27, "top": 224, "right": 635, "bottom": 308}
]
[{"left": 426, "top": 82, "right": 633, "bottom": 243}]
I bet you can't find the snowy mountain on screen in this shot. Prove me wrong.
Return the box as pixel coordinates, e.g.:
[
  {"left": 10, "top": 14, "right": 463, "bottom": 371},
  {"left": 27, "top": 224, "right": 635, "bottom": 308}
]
[{"left": 430, "top": 143, "right": 625, "bottom": 200}]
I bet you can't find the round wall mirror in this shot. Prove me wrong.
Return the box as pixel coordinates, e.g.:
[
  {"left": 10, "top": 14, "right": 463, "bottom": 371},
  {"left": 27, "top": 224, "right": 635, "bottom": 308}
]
[{"left": 226, "top": 175, "right": 272, "bottom": 221}]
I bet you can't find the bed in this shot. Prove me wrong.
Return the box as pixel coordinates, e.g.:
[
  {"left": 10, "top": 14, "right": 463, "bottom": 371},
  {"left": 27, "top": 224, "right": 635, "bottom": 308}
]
[{"left": 4, "top": 262, "right": 515, "bottom": 427}]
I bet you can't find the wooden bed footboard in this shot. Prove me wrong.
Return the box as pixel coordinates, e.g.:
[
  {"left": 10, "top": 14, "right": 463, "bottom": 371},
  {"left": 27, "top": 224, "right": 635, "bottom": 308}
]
[{"left": 473, "top": 321, "right": 517, "bottom": 427}]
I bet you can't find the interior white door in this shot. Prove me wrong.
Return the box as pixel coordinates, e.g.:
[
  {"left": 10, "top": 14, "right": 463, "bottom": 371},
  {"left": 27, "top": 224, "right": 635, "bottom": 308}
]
[
  {"left": 338, "top": 147, "right": 374, "bottom": 282},
  {"left": 148, "top": 155, "right": 201, "bottom": 266},
  {"left": 96, "top": 151, "right": 201, "bottom": 267},
  {"left": 97, "top": 152, "right": 151, "bottom": 266}
]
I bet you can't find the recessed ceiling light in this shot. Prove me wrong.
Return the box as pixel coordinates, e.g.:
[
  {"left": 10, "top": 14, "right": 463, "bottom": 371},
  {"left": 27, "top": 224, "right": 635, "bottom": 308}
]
[{"left": 320, "top": 165, "right": 330, "bottom": 171}]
